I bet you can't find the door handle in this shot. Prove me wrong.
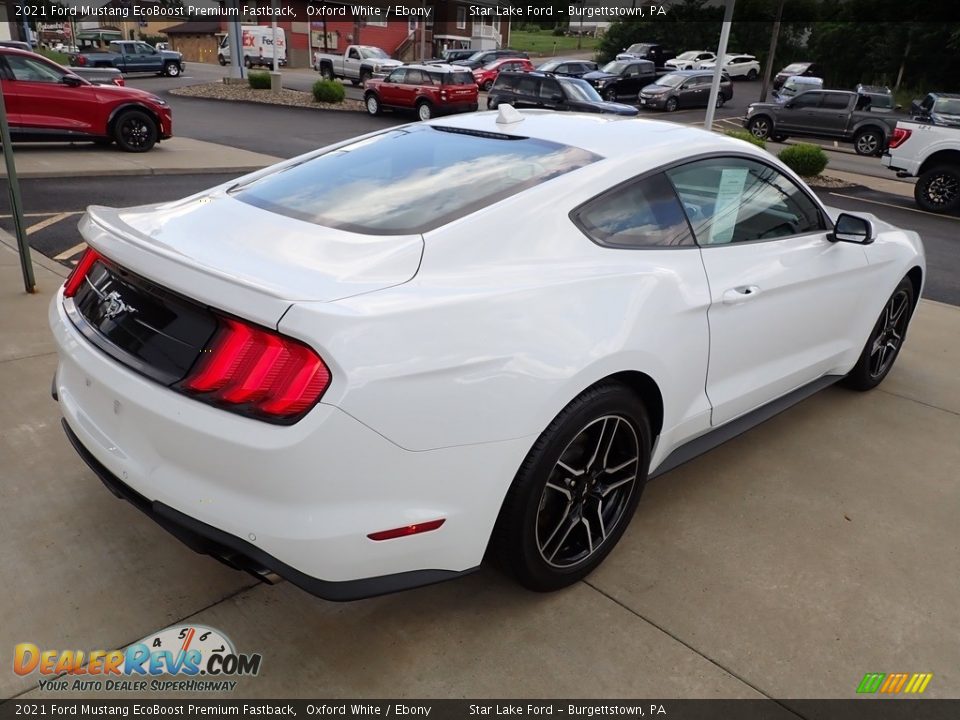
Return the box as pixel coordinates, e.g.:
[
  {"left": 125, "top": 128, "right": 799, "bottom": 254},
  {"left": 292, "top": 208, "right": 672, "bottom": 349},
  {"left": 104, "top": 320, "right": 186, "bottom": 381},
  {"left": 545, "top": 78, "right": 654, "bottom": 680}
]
[{"left": 722, "top": 285, "right": 761, "bottom": 304}]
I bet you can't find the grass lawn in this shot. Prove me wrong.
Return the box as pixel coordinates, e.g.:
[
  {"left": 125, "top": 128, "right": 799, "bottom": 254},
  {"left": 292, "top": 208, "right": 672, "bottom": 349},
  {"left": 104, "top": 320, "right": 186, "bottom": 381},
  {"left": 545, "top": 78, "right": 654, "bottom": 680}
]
[
  {"left": 38, "top": 49, "right": 70, "bottom": 65},
  {"left": 509, "top": 29, "right": 599, "bottom": 57}
]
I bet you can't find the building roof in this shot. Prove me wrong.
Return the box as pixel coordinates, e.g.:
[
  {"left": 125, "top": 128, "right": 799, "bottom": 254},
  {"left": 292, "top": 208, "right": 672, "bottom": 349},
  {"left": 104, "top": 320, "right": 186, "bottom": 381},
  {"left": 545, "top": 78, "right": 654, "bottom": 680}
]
[{"left": 161, "top": 21, "right": 222, "bottom": 35}]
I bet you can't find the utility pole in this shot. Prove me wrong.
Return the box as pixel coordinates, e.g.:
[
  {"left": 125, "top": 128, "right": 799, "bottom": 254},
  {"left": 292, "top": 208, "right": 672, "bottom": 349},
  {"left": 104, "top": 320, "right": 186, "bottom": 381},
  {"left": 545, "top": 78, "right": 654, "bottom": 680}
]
[
  {"left": 758, "top": 0, "right": 784, "bottom": 103},
  {"left": 704, "top": 0, "right": 735, "bottom": 131},
  {"left": 0, "top": 89, "right": 36, "bottom": 293}
]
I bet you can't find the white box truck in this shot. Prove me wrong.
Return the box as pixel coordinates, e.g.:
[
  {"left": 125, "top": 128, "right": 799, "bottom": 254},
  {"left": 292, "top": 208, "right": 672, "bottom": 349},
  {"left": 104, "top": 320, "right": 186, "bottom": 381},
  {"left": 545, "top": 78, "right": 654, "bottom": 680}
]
[{"left": 218, "top": 26, "right": 287, "bottom": 69}]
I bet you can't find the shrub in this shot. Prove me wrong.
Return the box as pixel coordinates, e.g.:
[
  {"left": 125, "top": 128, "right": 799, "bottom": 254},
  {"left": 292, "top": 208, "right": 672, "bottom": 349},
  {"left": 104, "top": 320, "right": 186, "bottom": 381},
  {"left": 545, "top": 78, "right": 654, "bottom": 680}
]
[
  {"left": 777, "top": 143, "right": 829, "bottom": 177},
  {"left": 724, "top": 129, "right": 766, "bottom": 150},
  {"left": 313, "top": 79, "right": 345, "bottom": 104},
  {"left": 552, "top": 27, "right": 566, "bottom": 37},
  {"left": 247, "top": 71, "right": 271, "bottom": 90}
]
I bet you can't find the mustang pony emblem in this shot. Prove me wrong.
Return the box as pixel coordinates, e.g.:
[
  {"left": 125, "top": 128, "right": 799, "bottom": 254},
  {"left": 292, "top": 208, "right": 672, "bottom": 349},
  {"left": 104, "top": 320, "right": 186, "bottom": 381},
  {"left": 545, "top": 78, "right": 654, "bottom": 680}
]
[{"left": 99, "top": 290, "right": 138, "bottom": 321}]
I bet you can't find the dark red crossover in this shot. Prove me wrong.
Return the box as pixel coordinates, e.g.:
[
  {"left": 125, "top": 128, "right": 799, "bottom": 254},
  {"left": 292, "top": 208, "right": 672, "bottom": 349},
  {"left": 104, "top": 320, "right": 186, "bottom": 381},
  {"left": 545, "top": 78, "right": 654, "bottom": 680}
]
[
  {"left": 364, "top": 64, "right": 479, "bottom": 121},
  {"left": 0, "top": 47, "right": 172, "bottom": 152}
]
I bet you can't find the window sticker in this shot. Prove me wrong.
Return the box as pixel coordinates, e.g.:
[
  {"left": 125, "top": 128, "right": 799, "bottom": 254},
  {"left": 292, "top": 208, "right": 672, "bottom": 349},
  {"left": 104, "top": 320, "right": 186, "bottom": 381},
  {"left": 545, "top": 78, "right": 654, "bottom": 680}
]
[{"left": 709, "top": 167, "right": 749, "bottom": 244}]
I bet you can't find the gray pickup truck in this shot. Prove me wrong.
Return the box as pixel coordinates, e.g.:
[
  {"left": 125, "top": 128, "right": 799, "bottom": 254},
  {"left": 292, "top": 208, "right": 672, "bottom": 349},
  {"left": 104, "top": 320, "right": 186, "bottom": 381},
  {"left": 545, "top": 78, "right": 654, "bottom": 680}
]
[
  {"left": 743, "top": 89, "right": 903, "bottom": 156},
  {"left": 69, "top": 40, "right": 185, "bottom": 77}
]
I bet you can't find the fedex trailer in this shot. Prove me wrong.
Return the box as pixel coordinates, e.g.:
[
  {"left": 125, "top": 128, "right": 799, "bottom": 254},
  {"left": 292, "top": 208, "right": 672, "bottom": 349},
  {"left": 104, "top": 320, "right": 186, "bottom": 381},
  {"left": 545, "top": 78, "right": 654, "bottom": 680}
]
[{"left": 218, "top": 26, "right": 287, "bottom": 68}]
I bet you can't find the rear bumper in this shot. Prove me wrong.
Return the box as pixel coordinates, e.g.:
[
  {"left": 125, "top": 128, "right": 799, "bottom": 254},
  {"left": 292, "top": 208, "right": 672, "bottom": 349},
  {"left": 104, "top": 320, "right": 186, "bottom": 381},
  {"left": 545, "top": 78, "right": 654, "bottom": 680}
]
[
  {"left": 50, "top": 293, "right": 526, "bottom": 598},
  {"left": 60, "top": 419, "right": 474, "bottom": 601}
]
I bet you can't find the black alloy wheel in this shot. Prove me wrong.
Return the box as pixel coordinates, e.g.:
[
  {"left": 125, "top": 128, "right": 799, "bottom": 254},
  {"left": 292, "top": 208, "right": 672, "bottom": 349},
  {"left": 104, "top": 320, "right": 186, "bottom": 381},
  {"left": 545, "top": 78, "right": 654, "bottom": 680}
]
[{"left": 844, "top": 278, "right": 915, "bottom": 391}]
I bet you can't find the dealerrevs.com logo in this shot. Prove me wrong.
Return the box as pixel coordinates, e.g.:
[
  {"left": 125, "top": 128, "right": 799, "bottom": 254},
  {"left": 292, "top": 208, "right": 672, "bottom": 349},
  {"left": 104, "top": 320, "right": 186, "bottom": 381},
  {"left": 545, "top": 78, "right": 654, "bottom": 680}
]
[{"left": 14, "top": 625, "right": 262, "bottom": 693}]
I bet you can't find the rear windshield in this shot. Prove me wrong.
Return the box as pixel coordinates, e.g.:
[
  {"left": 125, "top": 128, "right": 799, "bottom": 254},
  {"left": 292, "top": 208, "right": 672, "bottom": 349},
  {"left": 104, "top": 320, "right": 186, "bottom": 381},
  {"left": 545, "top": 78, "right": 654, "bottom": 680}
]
[
  {"left": 440, "top": 70, "right": 476, "bottom": 85},
  {"left": 232, "top": 125, "right": 600, "bottom": 235}
]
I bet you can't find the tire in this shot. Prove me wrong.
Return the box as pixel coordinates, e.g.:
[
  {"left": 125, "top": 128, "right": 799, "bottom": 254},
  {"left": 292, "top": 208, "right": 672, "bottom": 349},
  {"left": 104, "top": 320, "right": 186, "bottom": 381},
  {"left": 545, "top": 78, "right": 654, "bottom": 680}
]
[
  {"left": 416, "top": 100, "right": 434, "bottom": 121},
  {"left": 843, "top": 278, "right": 915, "bottom": 391},
  {"left": 487, "top": 97, "right": 498, "bottom": 110},
  {"left": 243, "top": 57, "right": 252, "bottom": 69},
  {"left": 113, "top": 109, "right": 158, "bottom": 153},
  {"left": 715, "top": 94, "right": 725, "bottom": 108},
  {"left": 914, "top": 165, "right": 960, "bottom": 214},
  {"left": 603, "top": 89, "right": 617, "bottom": 102},
  {"left": 771, "top": 134, "right": 788, "bottom": 143},
  {"left": 747, "top": 68, "right": 758, "bottom": 80},
  {"left": 163, "top": 62, "right": 180, "bottom": 77},
  {"left": 217, "top": 54, "right": 226, "bottom": 67},
  {"left": 492, "top": 383, "right": 651, "bottom": 592},
  {"left": 665, "top": 97, "right": 679, "bottom": 112},
  {"left": 748, "top": 116, "right": 772, "bottom": 140},
  {"left": 320, "top": 65, "right": 333, "bottom": 81},
  {"left": 854, "top": 128, "right": 883, "bottom": 156},
  {"left": 365, "top": 93, "right": 381, "bottom": 116},
  {"left": 482, "top": 79, "right": 494, "bottom": 91},
  {"left": 359, "top": 70, "right": 372, "bottom": 85}
]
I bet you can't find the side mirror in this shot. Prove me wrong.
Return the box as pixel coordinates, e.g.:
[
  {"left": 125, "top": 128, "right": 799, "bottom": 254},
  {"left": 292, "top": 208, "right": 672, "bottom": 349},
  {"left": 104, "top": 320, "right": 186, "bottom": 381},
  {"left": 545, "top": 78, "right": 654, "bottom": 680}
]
[
  {"left": 62, "top": 74, "right": 84, "bottom": 87},
  {"left": 830, "top": 213, "right": 874, "bottom": 244}
]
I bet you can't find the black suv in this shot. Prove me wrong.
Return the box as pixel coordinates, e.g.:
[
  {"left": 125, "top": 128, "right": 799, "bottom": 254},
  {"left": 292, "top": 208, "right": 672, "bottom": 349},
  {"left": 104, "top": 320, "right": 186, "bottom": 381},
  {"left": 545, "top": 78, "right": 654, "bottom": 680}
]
[
  {"left": 452, "top": 49, "right": 529, "bottom": 70},
  {"left": 638, "top": 70, "right": 733, "bottom": 112},
  {"left": 583, "top": 59, "right": 656, "bottom": 102},
  {"left": 535, "top": 58, "right": 599, "bottom": 78},
  {"left": 617, "top": 43, "right": 676, "bottom": 69},
  {"left": 487, "top": 72, "right": 638, "bottom": 116}
]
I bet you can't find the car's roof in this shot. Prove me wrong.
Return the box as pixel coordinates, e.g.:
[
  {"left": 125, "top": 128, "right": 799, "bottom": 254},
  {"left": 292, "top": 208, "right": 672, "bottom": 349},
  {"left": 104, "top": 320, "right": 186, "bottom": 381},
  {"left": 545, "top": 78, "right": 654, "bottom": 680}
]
[
  {"left": 662, "top": 69, "right": 724, "bottom": 76},
  {"left": 403, "top": 63, "right": 469, "bottom": 72},
  {"left": 931, "top": 92, "right": 960, "bottom": 98},
  {"left": 424, "top": 108, "right": 757, "bottom": 162}
]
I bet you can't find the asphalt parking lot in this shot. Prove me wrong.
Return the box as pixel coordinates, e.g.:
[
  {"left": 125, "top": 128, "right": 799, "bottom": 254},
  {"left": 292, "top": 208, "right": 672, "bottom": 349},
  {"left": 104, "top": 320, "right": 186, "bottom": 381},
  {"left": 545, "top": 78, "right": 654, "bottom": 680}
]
[{"left": 1, "top": 63, "right": 958, "bottom": 705}]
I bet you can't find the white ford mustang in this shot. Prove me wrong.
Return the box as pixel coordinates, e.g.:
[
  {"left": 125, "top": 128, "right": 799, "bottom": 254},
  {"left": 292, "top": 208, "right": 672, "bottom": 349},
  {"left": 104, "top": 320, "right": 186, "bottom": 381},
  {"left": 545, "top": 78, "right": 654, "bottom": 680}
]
[{"left": 51, "top": 108, "right": 924, "bottom": 600}]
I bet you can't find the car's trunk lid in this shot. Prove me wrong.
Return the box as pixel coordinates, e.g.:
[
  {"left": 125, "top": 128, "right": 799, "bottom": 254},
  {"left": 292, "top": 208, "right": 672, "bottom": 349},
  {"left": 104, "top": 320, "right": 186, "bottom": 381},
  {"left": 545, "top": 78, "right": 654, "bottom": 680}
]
[{"left": 82, "top": 195, "right": 424, "bottom": 328}]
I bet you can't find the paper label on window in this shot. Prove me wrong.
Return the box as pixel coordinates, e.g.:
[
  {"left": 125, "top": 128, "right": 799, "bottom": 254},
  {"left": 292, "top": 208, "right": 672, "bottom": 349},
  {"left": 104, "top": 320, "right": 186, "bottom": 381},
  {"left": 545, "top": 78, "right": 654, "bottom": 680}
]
[{"left": 710, "top": 168, "right": 749, "bottom": 244}]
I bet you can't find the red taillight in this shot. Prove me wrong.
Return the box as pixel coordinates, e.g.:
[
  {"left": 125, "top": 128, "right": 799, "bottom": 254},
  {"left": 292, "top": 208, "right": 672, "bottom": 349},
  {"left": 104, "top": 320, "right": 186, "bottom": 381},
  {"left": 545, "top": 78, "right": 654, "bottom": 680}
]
[
  {"left": 63, "top": 248, "right": 101, "bottom": 298},
  {"left": 182, "top": 316, "right": 330, "bottom": 421},
  {"left": 889, "top": 127, "right": 912, "bottom": 149},
  {"left": 367, "top": 519, "right": 445, "bottom": 541}
]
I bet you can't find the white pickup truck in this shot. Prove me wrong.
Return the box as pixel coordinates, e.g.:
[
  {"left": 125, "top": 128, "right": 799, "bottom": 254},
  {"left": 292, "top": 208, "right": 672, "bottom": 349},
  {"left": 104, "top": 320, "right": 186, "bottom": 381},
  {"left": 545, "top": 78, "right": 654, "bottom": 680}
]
[
  {"left": 313, "top": 45, "right": 402, "bottom": 86},
  {"left": 882, "top": 121, "right": 960, "bottom": 213}
]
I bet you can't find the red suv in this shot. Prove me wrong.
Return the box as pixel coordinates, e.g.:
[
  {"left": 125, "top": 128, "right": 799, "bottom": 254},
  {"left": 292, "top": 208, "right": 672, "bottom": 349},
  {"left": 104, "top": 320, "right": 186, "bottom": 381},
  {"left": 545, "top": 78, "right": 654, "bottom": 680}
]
[
  {"left": 0, "top": 47, "right": 172, "bottom": 152},
  {"left": 473, "top": 57, "right": 534, "bottom": 91},
  {"left": 364, "top": 64, "right": 479, "bottom": 121}
]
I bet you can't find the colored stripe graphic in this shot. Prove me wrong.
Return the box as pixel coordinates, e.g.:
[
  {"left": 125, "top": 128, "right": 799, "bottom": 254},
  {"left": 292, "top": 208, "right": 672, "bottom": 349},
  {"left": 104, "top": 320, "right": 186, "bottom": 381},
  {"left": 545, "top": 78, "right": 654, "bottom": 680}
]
[
  {"left": 857, "top": 673, "right": 885, "bottom": 693},
  {"left": 880, "top": 673, "right": 909, "bottom": 693},
  {"left": 904, "top": 673, "right": 933, "bottom": 694}
]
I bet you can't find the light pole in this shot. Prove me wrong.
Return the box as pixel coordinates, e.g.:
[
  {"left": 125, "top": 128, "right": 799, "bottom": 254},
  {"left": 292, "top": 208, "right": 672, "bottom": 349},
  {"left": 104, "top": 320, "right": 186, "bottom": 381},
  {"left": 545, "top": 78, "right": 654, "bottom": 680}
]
[
  {"left": 704, "top": 0, "right": 735, "bottom": 132},
  {"left": 758, "top": 0, "right": 785, "bottom": 103},
  {"left": 0, "top": 88, "right": 36, "bottom": 293}
]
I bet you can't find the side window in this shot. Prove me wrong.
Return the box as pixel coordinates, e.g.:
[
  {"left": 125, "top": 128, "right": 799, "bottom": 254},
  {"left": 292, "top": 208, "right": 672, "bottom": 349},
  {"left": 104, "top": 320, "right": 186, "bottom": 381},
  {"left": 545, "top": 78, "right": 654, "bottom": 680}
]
[
  {"left": 385, "top": 68, "right": 406, "bottom": 84},
  {"left": 554, "top": 64, "right": 569, "bottom": 74},
  {"left": 666, "top": 157, "right": 825, "bottom": 246},
  {"left": 5, "top": 55, "right": 64, "bottom": 83},
  {"left": 348, "top": 48, "right": 360, "bottom": 60},
  {"left": 821, "top": 93, "right": 850, "bottom": 110},
  {"left": 539, "top": 78, "right": 561, "bottom": 99},
  {"left": 404, "top": 69, "right": 424, "bottom": 85},
  {"left": 790, "top": 92, "right": 821, "bottom": 108},
  {"left": 496, "top": 73, "right": 519, "bottom": 91},
  {"left": 574, "top": 173, "right": 695, "bottom": 249},
  {"left": 138, "top": 43, "right": 155, "bottom": 55},
  {"left": 515, "top": 76, "right": 539, "bottom": 96}
]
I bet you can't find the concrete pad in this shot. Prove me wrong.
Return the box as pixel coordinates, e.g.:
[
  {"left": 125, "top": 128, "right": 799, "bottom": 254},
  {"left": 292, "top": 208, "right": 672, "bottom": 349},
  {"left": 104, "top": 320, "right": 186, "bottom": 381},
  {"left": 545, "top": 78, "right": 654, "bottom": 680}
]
[
  {"left": 589, "top": 383, "right": 960, "bottom": 698},
  {"left": 0, "top": 249, "right": 62, "bottom": 363},
  {"left": 0, "top": 138, "right": 281, "bottom": 179},
  {"left": 823, "top": 169, "right": 916, "bottom": 198},
  {"left": 22, "top": 571, "right": 760, "bottom": 699},
  {"left": 881, "top": 300, "right": 960, "bottom": 415}
]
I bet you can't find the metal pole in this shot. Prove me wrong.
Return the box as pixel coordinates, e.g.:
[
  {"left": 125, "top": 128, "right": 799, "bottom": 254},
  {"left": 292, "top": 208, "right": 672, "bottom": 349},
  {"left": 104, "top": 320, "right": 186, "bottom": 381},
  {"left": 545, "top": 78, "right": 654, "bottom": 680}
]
[
  {"left": 419, "top": 19, "right": 426, "bottom": 62},
  {"left": 271, "top": 0, "right": 278, "bottom": 72},
  {"left": 0, "top": 89, "right": 36, "bottom": 293},
  {"left": 704, "top": 0, "right": 735, "bottom": 131},
  {"left": 759, "top": 0, "right": 784, "bottom": 103},
  {"left": 227, "top": 0, "right": 244, "bottom": 79}
]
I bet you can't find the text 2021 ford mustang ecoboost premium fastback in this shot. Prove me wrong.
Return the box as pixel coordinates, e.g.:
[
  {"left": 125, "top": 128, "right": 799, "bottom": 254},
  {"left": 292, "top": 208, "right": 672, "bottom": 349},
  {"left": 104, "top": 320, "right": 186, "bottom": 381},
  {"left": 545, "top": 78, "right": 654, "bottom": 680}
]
[{"left": 51, "top": 108, "right": 925, "bottom": 600}]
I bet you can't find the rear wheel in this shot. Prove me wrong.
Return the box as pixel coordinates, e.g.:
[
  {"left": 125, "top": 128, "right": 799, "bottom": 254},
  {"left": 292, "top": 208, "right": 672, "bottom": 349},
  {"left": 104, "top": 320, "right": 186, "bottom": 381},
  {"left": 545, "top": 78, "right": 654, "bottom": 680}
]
[
  {"left": 854, "top": 128, "right": 883, "bottom": 156},
  {"left": 747, "top": 68, "right": 758, "bottom": 80},
  {"left": 603, "top": 88, "right": 617, "bottom": 102},
  {"left": 113, "top": 109, "right": 157, "bottom": 153},
  {"left": 844, "top": 278, "right": 915, "bottom": 391},
  {"left": 217, "top": 54, "right": 226, "bottom": 66},
  {"left": 243, "top": 56, "right": 252, "bottom": 69},
  {"left": 320, "top": 65, "right": 333, "bottom": 81},
  {"left": 482, "top": 78, "right": 494, "bottom": 91},
  {"left": 715, "top": 94, "right": 725, "bottom": 108},
  {"left": 493, "top": 383, "right": 651, "bottom": 592},
  {"left": 665, "top": 97, "right": 678, "bottom": 112},
  {"left": 416, "top": 100, "right": 434, "bottom": 121},
  {"left": 914, "top": 165, "right": 960, "bottom": 214},
  {"left": 748, "top": 116, "right": 772, "bottom": 140}
]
